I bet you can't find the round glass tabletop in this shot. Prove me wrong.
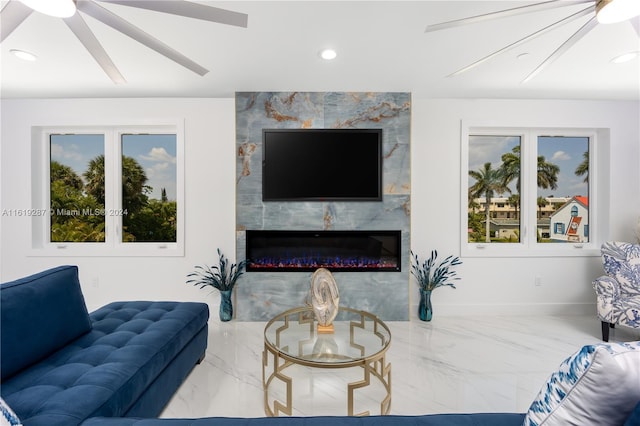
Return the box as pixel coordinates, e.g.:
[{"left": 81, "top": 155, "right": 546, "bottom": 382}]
[{"left": 263, "top": 306, "right": 391, "bottom": 367}]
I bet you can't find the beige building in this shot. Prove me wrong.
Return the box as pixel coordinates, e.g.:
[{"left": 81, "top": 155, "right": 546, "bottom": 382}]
[{"left": 470, "top": 196, "right": 571, "bottom": 241}]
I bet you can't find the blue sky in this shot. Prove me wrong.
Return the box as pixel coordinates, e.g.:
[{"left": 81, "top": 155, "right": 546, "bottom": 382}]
[
  {"left": 51, "top": 133, "right": 176, "bottom": 201},
  {"left": 469, "top": 135, "right": 589, "bottom": 199},
  {"left": 122, "top": 134, "right": 177, "bottom": 201}
]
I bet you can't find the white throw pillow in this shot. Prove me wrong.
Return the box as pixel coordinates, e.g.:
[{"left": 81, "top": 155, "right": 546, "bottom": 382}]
[
  {"left": 524, "top": 341, "right": 640, "bottom": 426},
  {"left": 0, "top": 398, "right": 21, "bottom": 426}
]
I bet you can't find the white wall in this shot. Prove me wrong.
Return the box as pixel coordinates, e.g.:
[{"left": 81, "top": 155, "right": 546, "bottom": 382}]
[
  {"left": 411, "top": 98, "right": 640, "bottom": 316},
  {"left": 0, "top": 98, "right": 236, "bottom": 315},
  {"left": 1, "top": 97, "right": 638, "bottom": 317}
]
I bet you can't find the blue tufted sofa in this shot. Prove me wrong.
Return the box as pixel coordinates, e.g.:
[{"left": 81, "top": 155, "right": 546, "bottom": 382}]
[{"left": 0, "top": 265, "right": 209, "bottom": 426}]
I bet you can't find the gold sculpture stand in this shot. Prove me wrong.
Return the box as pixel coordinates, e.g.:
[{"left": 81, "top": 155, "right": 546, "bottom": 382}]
[
  {"left": 262, "top": 306, "right": 392, "bottom": 417},
  {"left": 317, "top": 324, "right": 334, "bottom": 334}
]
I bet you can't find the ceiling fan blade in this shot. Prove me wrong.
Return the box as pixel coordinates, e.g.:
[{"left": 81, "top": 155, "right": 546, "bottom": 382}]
[
  {"left": 449, "top": 6, "right": 593, "bottom": 77},
  {"left": 631, "top": 16, "right": 640, "bottom": 38},
  {"left": 76, "top": 0, "right": 209, "bottom": 76},
  {"left": 522, "top": 16, "right": 599, "bottom": 83},
  {"left": 97, "top": 0, "right": 247, "bottom": 28},
  {"left": 1, "top": 0, "right": 33, "bottom": 42},
  {"left": 63, "top": 12, "right": 126, "bottom": 84},
  {"left": 425, "top": 0, "right": 594, "bottom": 32}
]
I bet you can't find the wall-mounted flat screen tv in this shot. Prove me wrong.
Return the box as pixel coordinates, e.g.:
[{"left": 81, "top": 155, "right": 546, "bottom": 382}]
[{"left": 262, "top": 128, "right": 382, "bottom": 201}]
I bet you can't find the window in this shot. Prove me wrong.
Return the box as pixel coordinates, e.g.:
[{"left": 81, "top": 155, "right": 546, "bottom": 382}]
[
  {"left": 462, "top": 125, "right": 607, "bottom": 257},
  {"left": 32, "top": 124, "right": 184, "bottom": 256}
]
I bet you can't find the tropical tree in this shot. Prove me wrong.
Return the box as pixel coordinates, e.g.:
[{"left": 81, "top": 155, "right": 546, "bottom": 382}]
[
  {"left": 508, "top": 193, "right": 520, "bottom": 220},
  {"left": 66, "top": 154, "right": 178, "bottom": 243},
  {"left": 537, "top": 155, "right": 560, "bottom": 190},
  {"left": 537, "top": 196, "right": 549, "bottom": 219},
  {"left": 500, "top": 145, "right": 522, "bottom": 192},
  {"left": 121, "top": 155, "right": 152, "bottom": 215},
  {"left": 50, "top": 163, "right": 104, "bottom": 242},
  {"left": 500, "top": 145, "right": 560, "bottom": 192},
  {"left": 575, "top": 150, "right": 589, "bottom": 183},
  {"left": 469, "top": 162, "right": 508, "bottom": 243},
  {"left": 83, "top": 155, "right": 105, "bottom": 206},
  {"left": 51, "top": 161, "right": 84, "bottom": 190},
  {"left": 124, "top": 199, "right": 177, "bottom": 242}
]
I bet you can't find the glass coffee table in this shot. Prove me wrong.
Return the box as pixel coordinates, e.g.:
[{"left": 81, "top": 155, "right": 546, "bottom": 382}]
[{"left": 262, "top": 306, "right": 391, "bottom": 417}]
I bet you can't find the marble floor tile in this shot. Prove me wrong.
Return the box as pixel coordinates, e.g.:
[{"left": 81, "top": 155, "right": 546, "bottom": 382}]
[{"left": 161, "top": 315, "right": 640, "bottom": 419}]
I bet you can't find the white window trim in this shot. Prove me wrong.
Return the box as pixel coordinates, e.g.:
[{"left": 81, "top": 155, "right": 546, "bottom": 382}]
[
  {"left": 30, "top": 122, "right": 185, "bottom": 257},
  {"left": 460, "top": 122, "right": 609, "bottom": 258}
]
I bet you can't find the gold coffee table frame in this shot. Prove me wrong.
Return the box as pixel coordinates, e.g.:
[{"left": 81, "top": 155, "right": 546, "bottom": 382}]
[{"left": 262, "top": 306, "right": 391, "bottom": 417}]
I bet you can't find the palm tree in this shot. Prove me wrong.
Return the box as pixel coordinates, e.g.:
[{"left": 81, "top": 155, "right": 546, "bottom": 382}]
[
  {"left": 121, "top": 155, "right": 151, "bottom": 214},
  {"left": 537, "top": 196, "right": 549, "bottom": 219},
  {"left": 50, "top": 161, "right": 83, "bottom": 190},
  {"left": 501, "top": 145, "right": 560, "bottom": 192},
  {"left": 469, "top": 162, "right": 507, "bottom": 243},
  {"left": 83, "top": 155, "right": 105, "bottom": 206},
  {"left": 500, "top": 145, "right": 521, "bottom": 192},
  {"left": 537, "top": 155, "right": 559, "bottom": 190},
  {"left": 508, "top": 193, "right": 520, "bottom": 219},
  {"left": 575, "top": 150, "right": 589, "bottom": 183}
]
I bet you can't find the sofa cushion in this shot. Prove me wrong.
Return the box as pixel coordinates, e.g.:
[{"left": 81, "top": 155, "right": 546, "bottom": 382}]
[
  {"left": 1, "top": 265, "right": 92, "bottom": 381},
  {"left": 523, "top": 341, "right": 640, "bottom": 426},
  {"left": 1, "top": 301, "right": 209, "bottom": 426},
  {"left": 0, "top": 398, "right": 22, "bottom": 426},
  {"left": 624, "top": 401, "right": 640, "bottom": 426}
]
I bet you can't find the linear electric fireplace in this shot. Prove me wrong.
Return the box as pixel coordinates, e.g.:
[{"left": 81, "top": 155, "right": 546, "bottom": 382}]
[{"left": 246, "top": 230, "right": 401, "bottom": 272}]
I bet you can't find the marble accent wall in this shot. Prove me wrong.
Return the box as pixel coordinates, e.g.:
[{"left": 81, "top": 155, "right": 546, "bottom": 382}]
[{"left": 235, "top": 92, "right": 411, "bottom": 321}]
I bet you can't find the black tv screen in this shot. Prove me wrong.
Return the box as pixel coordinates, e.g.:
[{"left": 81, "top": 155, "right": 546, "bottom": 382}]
[{"left": 262, "top": 129, "right": 382, "bottom": 201}]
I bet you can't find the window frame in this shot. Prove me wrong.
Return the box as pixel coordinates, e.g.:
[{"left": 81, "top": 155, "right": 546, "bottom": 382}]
[
  {"left": 30, "top": 122, "right": 184, "bottom": 257},
  {"left": 461, "top": 123, "right": 608, "bottom": 258}
]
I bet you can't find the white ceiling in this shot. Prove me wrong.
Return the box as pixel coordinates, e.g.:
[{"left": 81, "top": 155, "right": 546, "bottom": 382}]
[{"left": 1, "top": 0, "right": 639, "bottom": 100}]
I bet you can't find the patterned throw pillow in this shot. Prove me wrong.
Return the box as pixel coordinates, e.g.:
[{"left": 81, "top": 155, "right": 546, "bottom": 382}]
[
  {"left": 0, "top": 398, "right": 21, "bottom": 426},
  {"left": 524, "top": 341, "right": 640, "bottom": 426}
]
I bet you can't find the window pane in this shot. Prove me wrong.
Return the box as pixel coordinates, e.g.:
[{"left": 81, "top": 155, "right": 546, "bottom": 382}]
[
  {"left": 50, "top": 134, "right": 105, "bottom": 242},
  {"left": 121, "top": 134, "right": 177, "bottom": 242},
  {"left": 537, "top": 136, "right": 589, "bottom": 243},
  {"left": 468, "top": 135, "right": 521, "bottom": 243}
]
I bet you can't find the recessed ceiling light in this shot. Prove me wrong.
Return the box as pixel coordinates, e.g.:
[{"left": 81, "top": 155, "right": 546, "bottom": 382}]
[
  {"left": 611, "top": 51, "right": 640, "bottom": 64},
  {"left": 10, "top": 49, "right": 37, "bottom": 61},
  {"left": 319, "top": 49, "right": 337, "bottom": 60}
]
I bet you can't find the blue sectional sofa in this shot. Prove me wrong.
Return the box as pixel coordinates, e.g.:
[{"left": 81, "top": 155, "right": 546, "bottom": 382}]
[
  {"left": 82, "top": 414, "right": 527, "bottom": 426},
  {"left": 0, "top": 265, "right": 209, "bottom": 426},
  {"left": 2, "top": 266, "right": 640, "bottom": 426}
]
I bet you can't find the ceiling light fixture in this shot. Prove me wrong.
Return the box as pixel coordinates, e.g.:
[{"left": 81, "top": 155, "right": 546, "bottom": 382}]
[
  {"left": 611, "top": 51, "right": 640, "bottom": 63},
  {"left": 10, "top": 49, "right": 37, "bottom": 61},
  {"left": 19, "top": 0, "right": 76, "bottom": 18},
  {"left": 596, "top": 0, "right": 640, "bottom": 24},
  {"left": 320, "top": 49, "right": 337, "bottom": 60}
]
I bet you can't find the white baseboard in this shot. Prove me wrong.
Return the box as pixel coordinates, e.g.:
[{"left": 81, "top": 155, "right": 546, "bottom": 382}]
[{"left": 415, "top": 302, "right": 596, "bottom": 317}]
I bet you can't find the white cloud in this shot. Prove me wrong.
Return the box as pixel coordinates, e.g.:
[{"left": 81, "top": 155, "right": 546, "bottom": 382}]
[
  {"left": 141, "top": 147, "right": 176, "bottom": 164},
  {"left": 51, "top": 143, "right": 84, "bottom": 162},
  {"left": 551, "top": 150, "right": 571, "bottom": 161}
]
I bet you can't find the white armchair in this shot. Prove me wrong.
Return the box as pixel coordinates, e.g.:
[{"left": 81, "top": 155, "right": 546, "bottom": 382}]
[{"left": 593, "top": 241, "right": 640, "bottom": 341}]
